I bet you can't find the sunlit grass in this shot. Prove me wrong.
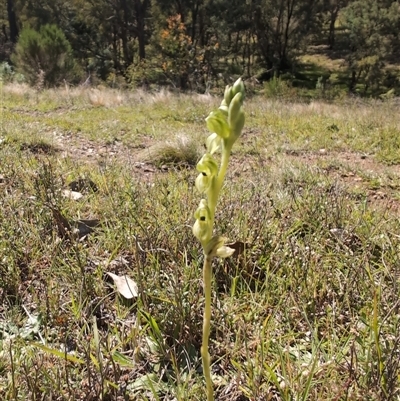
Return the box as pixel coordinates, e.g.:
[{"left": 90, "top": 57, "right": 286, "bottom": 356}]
[{"left": 1, "top": 85, "right": 400, "bottom": 400}]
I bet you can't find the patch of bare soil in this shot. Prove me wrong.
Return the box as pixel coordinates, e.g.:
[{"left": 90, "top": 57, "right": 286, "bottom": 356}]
[
  {"left": 286, "top": 149, "right": 400, "bottom": 213},
  {"left": 50, "top": 130, "right": 163, "bottom": 180},
  {"left": 236, "top": 148, "right": 400, "bottom": 215},
  {"left": 46, "top": 127, "right": 400, "bottom": 213}
]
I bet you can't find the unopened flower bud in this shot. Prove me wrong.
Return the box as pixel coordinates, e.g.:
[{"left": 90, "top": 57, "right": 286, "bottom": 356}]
[
  {"left": 228, "top": 110, "right": 245, "bottom": 144},
  {"left": 224, "top": 85, "right": 234, "bottom": 105},
  {"left": 216, "top": 245, "right": 235, "bottom": 258},
  {"left": 228, "top": 93, "right": 244, "bottom": 129},
  {"left": 232, "top": 78, "right": 245, "bottom": 99},
  {"left": 218, "top": 100, "right": 229, "bottom": 116}
]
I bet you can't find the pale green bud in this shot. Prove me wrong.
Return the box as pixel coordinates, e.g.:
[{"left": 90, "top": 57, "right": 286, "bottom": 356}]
[
  {"left": 193, "top": 199, "right": 212, "bottom": 244},
  {"left": 206, "top": 133, "right": 222, "bottom": 154},
  {"left": 229, "top": 110, "right": 245, "bottom": 143},
  {"left": 206, "top": 110, "right": 230, "bottom": 138},
  {"left": 219, "top": 105, "right": 229, "bottom": 115},
  {"left": 224, "top": 85, "right": 234, "bottom": 105},
  {"left": 232, "top": 78, "right": 245, "bottom": 99},
  {"left": 218, "top": 100, "right": 229, "bottom": 116},
  {"left": 228, "top": 92, "right": 244, "bottom": 129}
]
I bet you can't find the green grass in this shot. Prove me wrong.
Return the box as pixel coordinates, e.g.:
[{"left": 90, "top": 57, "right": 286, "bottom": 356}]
[{"left": 1, "top": 83, "right": 400, "bottom": 400}]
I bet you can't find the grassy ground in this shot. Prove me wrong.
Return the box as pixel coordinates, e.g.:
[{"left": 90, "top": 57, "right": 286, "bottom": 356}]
[{"left": 1, "top": 83, "right": 400, "bottom": 400}]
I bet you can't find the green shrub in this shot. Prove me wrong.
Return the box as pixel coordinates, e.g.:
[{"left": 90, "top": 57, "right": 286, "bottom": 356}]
[
  {"left": 11, "top": 24, "right": 78, "bottom": 87},
  {"left": 263, "top": 75, "right": 295, "bottom": 99},
  {"left": 0, "top": 62, "right": 26, "bottom": 84},
  {"left": 0, "top": 62, "right": 14, "bottom": 83},
  {"left": 126, "top": 59, "right": 167, "bottom": 89}
]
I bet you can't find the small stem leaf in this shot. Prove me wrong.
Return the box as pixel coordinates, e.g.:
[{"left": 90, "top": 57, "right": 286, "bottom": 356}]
[
  {"left": 33, "top": 343, "right": 84, "bottom": 364},
  {"left": 112, "top": 351, "right": 136, "bottom": 368}
]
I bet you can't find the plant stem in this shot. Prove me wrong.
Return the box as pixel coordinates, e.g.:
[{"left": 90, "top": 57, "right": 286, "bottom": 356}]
[
  {"left": 201, "top": 137, "right": 234, "bottom": 401},
  {"left": 208, "top": 143, "right": 232, "bottom": 228},
  {"left": 217, "top": 142, "right": 233, "bottom": 189},
  {"left": 201, "top": 255, "right": 214, "bottom": 401}
]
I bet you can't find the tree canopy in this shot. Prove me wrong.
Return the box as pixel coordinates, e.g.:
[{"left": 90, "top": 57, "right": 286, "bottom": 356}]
[{"left": 1, "top": 0, "right": 400, "bottom": 94}]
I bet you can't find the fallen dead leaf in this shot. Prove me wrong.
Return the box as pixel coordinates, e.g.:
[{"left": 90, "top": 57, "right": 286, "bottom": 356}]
[
  {"left": 62, "top": 189, "right": 83, "bottom": 200},
  {"left": 106, "top": 272, "right": 138, "bottom": 299}
]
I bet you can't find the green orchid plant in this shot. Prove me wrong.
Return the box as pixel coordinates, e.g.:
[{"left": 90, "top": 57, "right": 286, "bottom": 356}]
[{"left": 193, "top": 78, "right": 245, "bottom": 400}]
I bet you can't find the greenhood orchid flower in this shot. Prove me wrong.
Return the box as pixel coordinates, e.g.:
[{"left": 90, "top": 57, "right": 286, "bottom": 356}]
[
  {"left": 206, "top": 133, "right": 222, "bottom": 155},
  {"left": 195, "top": 153, "right": 219, "bottom": 193},
  {"left": 205, "top": 110, "right": 230, "bottom": 139},
  {"left": 192, "top": 199, "right": 212, "bottom": 246},
  {"left": 205, "top": 235, "right": 235, "bottom": 259}
]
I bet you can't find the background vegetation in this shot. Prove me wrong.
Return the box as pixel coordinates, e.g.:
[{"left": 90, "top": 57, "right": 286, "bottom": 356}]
[{"left": 1, "top": 0, "right": 400, "bottom": 96}]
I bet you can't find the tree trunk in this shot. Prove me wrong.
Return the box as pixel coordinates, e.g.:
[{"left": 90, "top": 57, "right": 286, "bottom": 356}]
[
  {"left": 134, "top": 0, "right": 149, "bottom": 60},
  {"left": 190, "top": 0, "right": 201, "bottom": 43},
  {"left": 7, "top": 0, "right": 19, "bottom": 43},
  {"left": 137, "top": 30, "right": 146, "bottom": 60},
  {"left": 281, "top": 0, "right": 295, "bottom": 70},
  {"left": 328, "top": 8, "right": 339, "bottom": 49},
  {"left": 2, "top": 24, "right": 8, "bottom": 42},
  {"left": 112, "top": 23, "right": 120, "bottom": 71},
  {"left": 119, "top": 0, "right": 133, "bottom": 67},
  {"left": 349, "top": 70, "right": 357, "bottom": 92}
]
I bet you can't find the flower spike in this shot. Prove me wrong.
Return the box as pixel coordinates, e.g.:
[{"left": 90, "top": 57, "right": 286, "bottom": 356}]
[{"left": 193, "top": 77, "right": 245, "bottom": 401}]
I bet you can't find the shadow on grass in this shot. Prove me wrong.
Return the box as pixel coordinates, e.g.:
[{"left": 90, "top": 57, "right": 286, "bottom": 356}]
[{"left": 292, "top": 61, "right": 349, "bottom": 92}]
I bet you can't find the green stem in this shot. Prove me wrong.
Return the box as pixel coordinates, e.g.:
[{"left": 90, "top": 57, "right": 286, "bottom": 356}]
[
  {"left": 208, "top": 142, "right": 232, "bottom": 228},
  {"left": 201, "top": 142, "right": 233, "bottom": 401},
  {"left": 201, "top": 255, "right": 214, "bottom": 401},
  {"left": 217, "top": 142, "right": 233, "bottom": 192}
]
